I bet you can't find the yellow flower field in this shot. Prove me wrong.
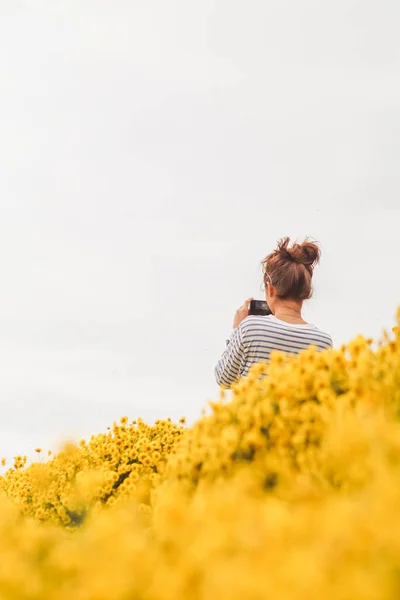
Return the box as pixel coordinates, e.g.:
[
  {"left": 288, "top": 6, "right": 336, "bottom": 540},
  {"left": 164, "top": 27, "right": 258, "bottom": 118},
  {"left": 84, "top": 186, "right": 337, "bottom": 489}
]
[{"left": 0, "top": 311, "right": 399, "bottom": 599}]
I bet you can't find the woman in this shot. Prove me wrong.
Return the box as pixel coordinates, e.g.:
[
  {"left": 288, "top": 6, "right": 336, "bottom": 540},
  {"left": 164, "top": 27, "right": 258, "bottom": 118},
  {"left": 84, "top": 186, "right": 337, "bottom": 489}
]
[{"left": 215, "top": 237, "right": 333, "bottom": 388}]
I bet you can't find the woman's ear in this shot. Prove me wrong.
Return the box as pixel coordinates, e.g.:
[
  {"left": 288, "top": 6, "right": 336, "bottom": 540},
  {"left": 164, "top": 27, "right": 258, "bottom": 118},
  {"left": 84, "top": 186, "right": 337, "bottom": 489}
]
[{"left": 267, "top": 282, "right": 276, "bottom": 298}]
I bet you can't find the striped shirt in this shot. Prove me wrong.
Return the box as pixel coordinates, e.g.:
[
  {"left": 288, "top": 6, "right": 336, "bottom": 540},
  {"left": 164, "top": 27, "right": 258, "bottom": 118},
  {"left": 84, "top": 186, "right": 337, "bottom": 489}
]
[{"left": 215, "top": 314, "right": 333, "bottom": 388}]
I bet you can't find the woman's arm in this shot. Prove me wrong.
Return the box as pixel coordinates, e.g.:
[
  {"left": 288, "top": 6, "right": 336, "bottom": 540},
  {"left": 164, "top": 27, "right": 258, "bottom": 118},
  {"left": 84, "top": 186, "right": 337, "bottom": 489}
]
[{"left": 214, "top": 325, "right": 246, "bottom": 388}]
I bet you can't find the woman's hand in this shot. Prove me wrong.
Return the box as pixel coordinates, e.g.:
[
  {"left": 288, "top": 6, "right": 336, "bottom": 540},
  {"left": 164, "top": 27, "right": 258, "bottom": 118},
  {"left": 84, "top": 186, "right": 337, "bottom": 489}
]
[{"left": 233, "top": 297, "right": 254, "bottom": 329}]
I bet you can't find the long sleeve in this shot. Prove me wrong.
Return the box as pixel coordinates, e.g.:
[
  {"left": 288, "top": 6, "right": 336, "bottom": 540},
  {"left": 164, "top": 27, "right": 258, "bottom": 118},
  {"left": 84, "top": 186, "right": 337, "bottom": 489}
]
[{"left": 214, "top": 325, "right": 246, "bottom": 388}]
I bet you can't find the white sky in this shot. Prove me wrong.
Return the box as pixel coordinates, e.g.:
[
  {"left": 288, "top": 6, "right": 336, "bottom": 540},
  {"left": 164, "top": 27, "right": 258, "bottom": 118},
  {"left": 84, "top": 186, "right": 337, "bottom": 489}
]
[{"left": 0, "top": 0, "right": 399, "bottom": 462}]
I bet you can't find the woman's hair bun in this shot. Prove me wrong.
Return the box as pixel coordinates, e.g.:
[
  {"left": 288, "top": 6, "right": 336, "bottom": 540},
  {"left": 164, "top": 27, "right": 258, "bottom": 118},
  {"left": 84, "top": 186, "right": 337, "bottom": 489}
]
[{"left": 276, "top": 237, "right": 321, "bottom": 269}]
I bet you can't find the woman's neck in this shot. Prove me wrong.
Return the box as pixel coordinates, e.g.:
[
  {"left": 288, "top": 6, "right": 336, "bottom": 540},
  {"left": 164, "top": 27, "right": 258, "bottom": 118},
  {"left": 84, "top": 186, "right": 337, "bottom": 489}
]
[{"left": 273, "top": 302, "right": 307, "bottom": 324}]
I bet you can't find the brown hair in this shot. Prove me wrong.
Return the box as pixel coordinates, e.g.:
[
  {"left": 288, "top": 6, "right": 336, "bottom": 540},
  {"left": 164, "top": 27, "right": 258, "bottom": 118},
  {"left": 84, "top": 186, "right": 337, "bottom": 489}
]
[{"left": 261, "top": 237, "right": 321, "bottom": 301}]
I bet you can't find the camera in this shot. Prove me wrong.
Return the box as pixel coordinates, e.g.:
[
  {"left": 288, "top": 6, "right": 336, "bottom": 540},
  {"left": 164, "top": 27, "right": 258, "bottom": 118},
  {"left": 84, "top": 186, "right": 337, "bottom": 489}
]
[{"left": 249, "top": 299, "right": 272, "bottom": 316}]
